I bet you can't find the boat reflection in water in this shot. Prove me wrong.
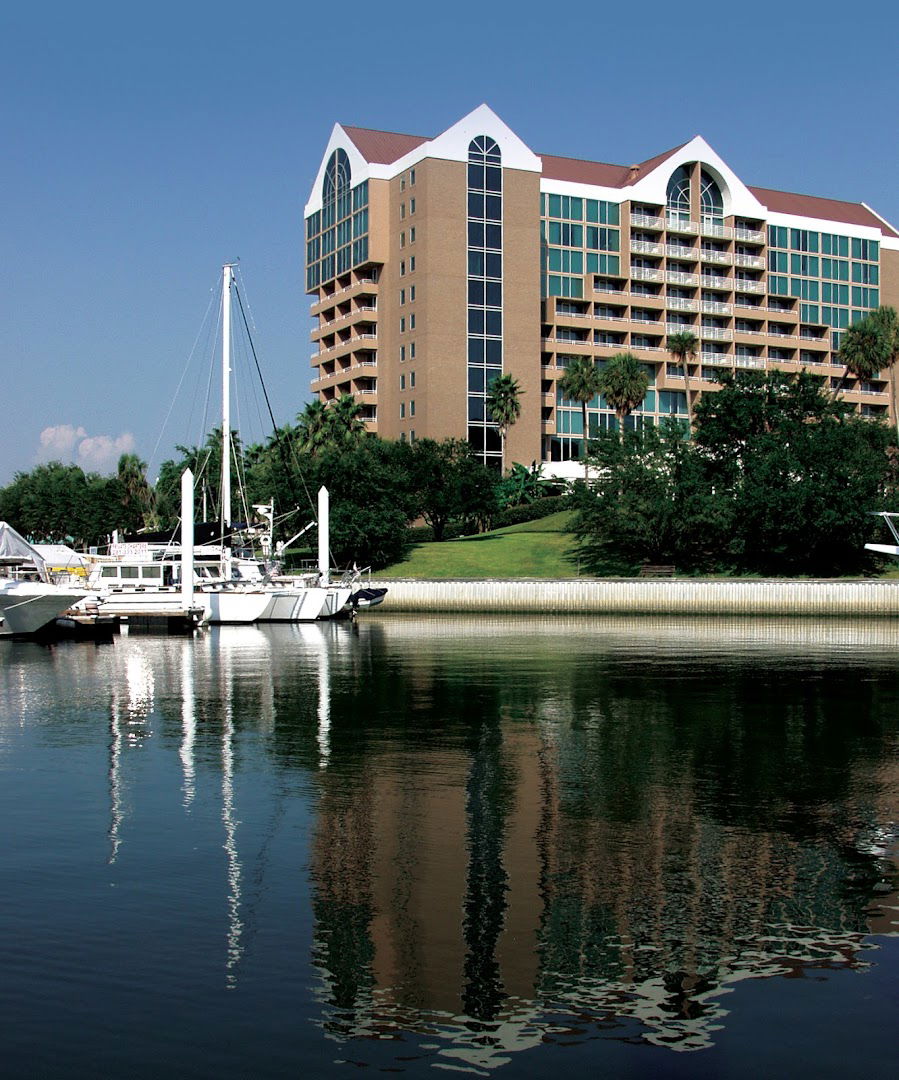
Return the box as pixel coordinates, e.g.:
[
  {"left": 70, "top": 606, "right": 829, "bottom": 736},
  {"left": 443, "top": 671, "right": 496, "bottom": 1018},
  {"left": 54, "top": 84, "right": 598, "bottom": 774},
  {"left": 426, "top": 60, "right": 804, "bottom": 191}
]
[{"left": 12, "top": 615, "right": 899, "bottom": 1074}]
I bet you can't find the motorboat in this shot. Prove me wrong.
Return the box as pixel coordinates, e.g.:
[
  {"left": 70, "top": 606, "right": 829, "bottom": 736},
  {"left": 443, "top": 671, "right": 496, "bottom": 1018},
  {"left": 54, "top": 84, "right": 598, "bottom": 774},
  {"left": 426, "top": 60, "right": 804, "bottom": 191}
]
[
  {"left": 865, "top": 511, "right": 899, "bottom": 558},
  {"left": 0, "top": 522, "right": 88, "bottom": 637}
]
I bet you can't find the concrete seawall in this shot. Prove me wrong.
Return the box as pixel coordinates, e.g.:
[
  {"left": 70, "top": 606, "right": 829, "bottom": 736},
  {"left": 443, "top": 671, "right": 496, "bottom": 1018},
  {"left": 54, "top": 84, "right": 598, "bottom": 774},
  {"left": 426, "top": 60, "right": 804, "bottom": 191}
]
[{"left": 370, "top": 578, "right": 899, "bottom": 616}]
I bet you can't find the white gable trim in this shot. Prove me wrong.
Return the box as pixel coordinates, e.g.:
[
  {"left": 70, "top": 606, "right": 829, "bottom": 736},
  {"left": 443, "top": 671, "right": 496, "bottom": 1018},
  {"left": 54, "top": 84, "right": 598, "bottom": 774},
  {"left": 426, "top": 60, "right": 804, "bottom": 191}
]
[
  {"left": 627, "top": 136, "right": 769, "bottom": 219},
  {"left": 304, "top": 124, "right": 374, "bottom": 216}
]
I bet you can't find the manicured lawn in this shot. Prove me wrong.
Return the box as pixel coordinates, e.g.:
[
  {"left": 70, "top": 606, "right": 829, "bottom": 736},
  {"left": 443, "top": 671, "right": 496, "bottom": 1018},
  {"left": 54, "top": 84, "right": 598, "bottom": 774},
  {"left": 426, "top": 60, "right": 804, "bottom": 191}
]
[{"left": 379, "top": 511, "right": 583, "bottom": 579}]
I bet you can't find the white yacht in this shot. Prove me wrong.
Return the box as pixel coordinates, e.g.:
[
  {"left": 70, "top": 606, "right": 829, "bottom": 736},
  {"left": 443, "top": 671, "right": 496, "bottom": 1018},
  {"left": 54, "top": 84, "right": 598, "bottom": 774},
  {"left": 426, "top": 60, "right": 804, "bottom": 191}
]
[{"left": 0, "top": 523, "right": 88, "bottom": 637}]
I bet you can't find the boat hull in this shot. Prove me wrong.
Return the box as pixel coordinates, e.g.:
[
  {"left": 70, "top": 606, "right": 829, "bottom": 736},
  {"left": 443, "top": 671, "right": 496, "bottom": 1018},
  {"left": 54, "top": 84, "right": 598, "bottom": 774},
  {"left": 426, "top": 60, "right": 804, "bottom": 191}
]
[{"left": 0, "top": 583, "right": 87, "bottom": 637}]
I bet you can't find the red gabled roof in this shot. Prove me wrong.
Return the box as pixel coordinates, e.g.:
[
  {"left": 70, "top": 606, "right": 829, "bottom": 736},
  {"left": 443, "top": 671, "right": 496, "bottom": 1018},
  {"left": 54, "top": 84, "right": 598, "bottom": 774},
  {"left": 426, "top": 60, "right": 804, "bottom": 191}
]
[
  {"left": 749, "top": 186, "right": 899, "bottom": 238},
  {"left": 342, "top": 125, "right": 428, "bottom": 164},
  {"left": 338, "top": 123, "right": 897, "bottom": 236}
]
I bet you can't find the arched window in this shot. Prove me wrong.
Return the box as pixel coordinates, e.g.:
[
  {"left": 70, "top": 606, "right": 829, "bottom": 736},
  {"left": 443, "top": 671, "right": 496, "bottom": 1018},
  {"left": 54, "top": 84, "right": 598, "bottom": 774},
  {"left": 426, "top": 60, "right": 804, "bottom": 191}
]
[
  {"left": 700, "top": 169, "right": 723, "bottom": 225},
  {"left": 666, "top": 164, "right": 691, "bottom": 222},
  {"left": 323, "top": 148, "right": 351, "bottom": 203},
  {"left": 468, "top": 135, "right": 501, "bottom": 163}
]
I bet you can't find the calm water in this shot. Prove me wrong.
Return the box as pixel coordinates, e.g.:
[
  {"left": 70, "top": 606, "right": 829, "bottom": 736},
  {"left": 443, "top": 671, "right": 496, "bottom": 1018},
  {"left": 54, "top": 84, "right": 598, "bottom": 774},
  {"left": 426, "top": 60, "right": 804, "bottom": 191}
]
[{"left": 1, "top": 615, "right": 898, "bottom": 1079}]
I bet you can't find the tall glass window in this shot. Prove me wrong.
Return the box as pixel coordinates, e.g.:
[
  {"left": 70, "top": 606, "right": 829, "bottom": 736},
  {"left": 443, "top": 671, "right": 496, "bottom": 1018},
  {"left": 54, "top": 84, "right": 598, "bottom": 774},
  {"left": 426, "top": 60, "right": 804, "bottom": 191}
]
[
  {"left": 305, "top": 151, "right": 369, "bottom": 290},
  {"left": 466, "top": 136, "right": 503, "bottom": 468},
  {"left": 699, "top": 169, "right": 723, "bottom": 227}
]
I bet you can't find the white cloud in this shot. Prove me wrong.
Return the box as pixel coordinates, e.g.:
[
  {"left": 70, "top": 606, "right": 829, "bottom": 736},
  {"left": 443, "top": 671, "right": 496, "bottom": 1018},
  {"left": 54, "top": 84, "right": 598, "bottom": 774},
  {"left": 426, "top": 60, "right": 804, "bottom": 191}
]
[{"left": 36, "top": 425, "right": 136, "bottom": 474}]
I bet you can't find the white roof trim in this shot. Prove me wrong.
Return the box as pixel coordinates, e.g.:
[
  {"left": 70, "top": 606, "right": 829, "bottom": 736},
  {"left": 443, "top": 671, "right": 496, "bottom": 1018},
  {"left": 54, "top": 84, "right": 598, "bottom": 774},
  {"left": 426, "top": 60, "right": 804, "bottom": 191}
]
[{"left": 304, "top": 124, "right": 373, "bottom": 216}]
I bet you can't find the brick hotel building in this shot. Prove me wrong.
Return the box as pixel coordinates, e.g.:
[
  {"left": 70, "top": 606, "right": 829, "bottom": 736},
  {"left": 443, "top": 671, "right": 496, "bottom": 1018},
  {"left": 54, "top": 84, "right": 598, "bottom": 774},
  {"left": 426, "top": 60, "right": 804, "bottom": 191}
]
[{"left": 304, "top": 105, "right": 899, "bottom": 473}]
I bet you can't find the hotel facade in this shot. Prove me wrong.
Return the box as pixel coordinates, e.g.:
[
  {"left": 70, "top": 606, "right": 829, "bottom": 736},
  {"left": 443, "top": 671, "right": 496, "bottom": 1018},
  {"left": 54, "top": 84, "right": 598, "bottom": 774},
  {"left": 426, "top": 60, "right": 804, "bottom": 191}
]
[{"left": 304, "top": 105, "right": 899, "bottom": 473}]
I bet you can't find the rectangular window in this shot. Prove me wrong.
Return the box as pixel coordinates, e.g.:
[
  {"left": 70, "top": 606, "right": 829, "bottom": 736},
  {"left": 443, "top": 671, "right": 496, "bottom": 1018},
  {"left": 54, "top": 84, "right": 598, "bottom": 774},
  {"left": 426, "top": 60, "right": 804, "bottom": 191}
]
[
  {"left": 400, "top": 403, "right": 405, "bottom": 419},
  {"left": 410, "top": 342, "right": 416, "bottom": 359},
  {"left": 410, "top": 285, "right": 416, "bottom": 301},
  {"left": 400, "top": 289, "right": 405, "bottom": 305},
  {"left": 400, "top": 374, "right": 406, "bottom": 390},
  {"left": 400, "top": 232, "right": 406, "bottom": 248},
  {"left": 790, "top": 254, "right": 819, "bottom": 277},
  {"left": 410, "top": 400, "right": 415, "bottom": 417},
  {"left": 852, "top": 238, "right": 879, "bottom": 261},
  {"left": 768, "top": 225, "right": 788, "bottom": 248},
  {"left": 409, "top": 227, "right": 416, "bottom": 243},
  {"left": 791, "top": 229, "right": 819, "bottom": 252},
  {"left": 400, "top": 345, "right": 405, "bottom": 362},
  {"left": 410, "top": 371, "right": 416, "bottom": 388},
  {"left": 822, "top": 233, "right": 850, "bottom": 257},
  {"left": 400, "top": 317, "right": 406, "bottom": 333},
  {"left": 410, "top": 198, "right": 416, "bottom": 214},
  {"left": 400, "top": 260, "right": 406, "bottom": 276},
  {"left": 852, "top": 286, "right": 880, "bottom": 308},
  {"left": 400, "top": 203, "right": 406, "bottom": 219},
  {"left": 852, "top": 262, "right": 879, "bottom": 285},
  {"left": 410, "top": 256, "right": 416, "bottom": 271},
  {"left": 410, "top": 168, "right": 415, "bottom": 185},
  {"left": 769, "top": 250, "right": 788, "bottom": 273}
]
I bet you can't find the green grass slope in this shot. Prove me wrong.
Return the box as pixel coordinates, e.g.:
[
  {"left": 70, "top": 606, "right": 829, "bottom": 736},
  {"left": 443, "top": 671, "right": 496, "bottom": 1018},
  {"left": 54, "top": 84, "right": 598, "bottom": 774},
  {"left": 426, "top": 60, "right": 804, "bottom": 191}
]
[{"left": 379, "top": 511, "right": 581, "bottom": 580}]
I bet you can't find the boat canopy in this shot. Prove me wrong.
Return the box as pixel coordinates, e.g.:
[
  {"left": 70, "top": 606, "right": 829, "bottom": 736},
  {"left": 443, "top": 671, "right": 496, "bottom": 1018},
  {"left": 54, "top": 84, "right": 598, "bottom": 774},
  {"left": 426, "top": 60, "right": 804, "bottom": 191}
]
[{"left": 0, "top": 522, "right": 48, "bottom": 578}]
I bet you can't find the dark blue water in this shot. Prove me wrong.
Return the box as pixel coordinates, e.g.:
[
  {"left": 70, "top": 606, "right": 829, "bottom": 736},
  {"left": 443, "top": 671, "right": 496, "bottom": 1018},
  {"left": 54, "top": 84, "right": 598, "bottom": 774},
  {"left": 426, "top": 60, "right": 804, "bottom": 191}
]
[{"left": 1, "top": 616, "right": 898, "bottom": 1078}]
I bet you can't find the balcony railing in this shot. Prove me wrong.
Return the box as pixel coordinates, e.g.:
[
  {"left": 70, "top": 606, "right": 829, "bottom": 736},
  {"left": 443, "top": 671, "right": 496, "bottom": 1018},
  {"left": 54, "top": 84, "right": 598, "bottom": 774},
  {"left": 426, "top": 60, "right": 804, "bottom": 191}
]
[
  {"left": 734, "top": 227, "right": 766, "bottom": 244},
  {"left": 701, "top": 221, "right": 733, "bottom": 239},
  {"left": 666, "top": 270, "right": 699, "bottom": 286},
  {"left": 701, "top": 301, "right": 732, "bottom": 315},
  {"left": 734, "top": 356, "right": 766, "bottom": 369},
  {"left": 630, "top": 213, "right": 666, "bottom": 230},
  {"left": 700, "top": 352, "right": 732, "bottom": 364},
  {"left": 734, "top": 279, "right": 766, "bottom": 295},
  {"left": 701, "top": 249, "right": 733, "bottom": 265},
  {"left": 666, "top": 244, "right": 697, "bottom": 260},
  {"left": 667, "top": 298, "right": 699, "bottom": 312},
  {"left": 666, "top": 216, "right": 699, "bottom": 234},
  {"left": 701, "top": 327, "right": 733, "bottom": 341},
  {"left": 700, "top": 275, "right": 732, "bottom": 291},
  {"left": 666, "top": 322, "right": 696, "bottom": 334},
  {"left": 631, "top": 239, "right": 665, "bottom": 256},
  {"left": 735, "top": 253, "right": 766, "bottom": 269},
  {"left": 631, "top": 267, "right": 664, "bottom": 283}
]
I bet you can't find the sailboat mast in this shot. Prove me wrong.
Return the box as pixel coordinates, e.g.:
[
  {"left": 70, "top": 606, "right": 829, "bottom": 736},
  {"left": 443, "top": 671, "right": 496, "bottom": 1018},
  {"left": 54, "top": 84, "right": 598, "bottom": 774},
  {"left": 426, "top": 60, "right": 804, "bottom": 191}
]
[{"left": 221, "top": 264, "right": 233, "bottom": 579}]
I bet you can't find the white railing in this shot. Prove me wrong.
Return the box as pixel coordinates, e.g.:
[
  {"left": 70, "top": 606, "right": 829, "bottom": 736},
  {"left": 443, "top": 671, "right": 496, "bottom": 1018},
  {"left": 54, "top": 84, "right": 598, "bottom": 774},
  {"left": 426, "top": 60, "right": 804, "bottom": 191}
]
[
  {"left": 735, "top": 253, "right": 766, "bottom": 269},
  {"left": 629, "top": 343, "right": 659, "bottom": 352},
  {"left": 734, "top": 356, "right": 765, "bottom": 369},
  {"left": 666, "top": 322, "right": 695, "bottom": 334},
  {"left": 734, "top": 279, "right": 766, "bottom": 295},
  {"left": 734, "top": 227, "right": 766, "bottom": 243},
  {"left": 556, "top": 309, "right": 591, "bottom": 318},
  {"left": 666, "top": 270, "right": 699, "bottom": 286},
  {"left": 666, "top": 244, "right": 697, "bottom": 259},
  {"left": 701, "top": 221, "right": 733, "bottom": 239},
  {"left": 594, "top": 314, "right": 631, "bottom": 323},
  {"left": 631, "top": 239, "right": 665, "bottom": 255},
  {"left": 358, "top": 388, "right": 378, "bottom": 395},
  {"left": 735, "top": 328, "right": 767, "bottom": 337},
  {"left": 701, "top": 327, "right": 733, "bottom": 341},
  {"left": 700, "top": 275, "right": 732, "bottom": 290},
  {"left": 666, "top": 216, "right": 699, "bottom": 234},
  {"left": 701, "top": 352, "right": 732, "bottom": 364},
  {"left": 667, "top": 298, "right": 699, "bottom": 312},
  {"left": 630, "top": 213, "right": 666, "bottom": 230},
  {"left": 768, "top": 330, "right": 794, "bottom": 338},
  {"left": 701, "top": 249, "right": 733, "bottom": 265},
  {"left": 316, "top": 278, "right": 380, "bottom": 305},
  {"left": 701, "top": 301, "right": 732, "bottom": 315},
  {"left": 631, "top": 267, "right": 664, "bottom": 283}
]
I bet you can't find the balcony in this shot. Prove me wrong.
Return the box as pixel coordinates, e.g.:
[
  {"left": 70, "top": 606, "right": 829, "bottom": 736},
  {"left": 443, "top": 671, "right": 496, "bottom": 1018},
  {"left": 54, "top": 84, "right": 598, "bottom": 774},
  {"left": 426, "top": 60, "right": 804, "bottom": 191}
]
[
  {"left": 631, "top": 267, "right": 664, "bottom": 283},
  {"left": 700, "top": 352, "right": 732, "bottom": 365},
  {"left": 666, "top": 322, "right": 696, "bottom": 334},
  {"left": 666, "top": 216, "right": 699, "bottom": 234},
  {"left": 734, "top": 227, "right": 766, "bottom": 244},
  {"left": 735, "top": 253, "right": 766, "bottom": 270},
  {"left": 701, "top": 275, "right": 733, "bottom": 291},
  {"left": 701, "top": 327, "right": 733, "bottom": 342},
  {"left": 630, "top": 213, "right": 666, "bottom": 230},
  {"left": 700, "top": 249, "right": 733, "bottom": 266},
  {"left": 701, "top": 301, "right": 732, "bottom": 315},
  {"left": 666, "top": 244, "right": 697, "bottom": 260},
  {"left": 666, "top": 270, "right": 699, "bottom": 286},
  {"left": 667, "top": 298, "right": 699, "bottom": 312},
  {"left": 631, "top": 239, "right": 665, "bottom": 256},
  {"left": 701, "top": 221, "right": 733, "bottom": 240},
  {"left": 734, "top": 279, "right": 766, "bottom": 295},
  {"left": 734, "top": 356, "right": 766, "bottom": 369}
]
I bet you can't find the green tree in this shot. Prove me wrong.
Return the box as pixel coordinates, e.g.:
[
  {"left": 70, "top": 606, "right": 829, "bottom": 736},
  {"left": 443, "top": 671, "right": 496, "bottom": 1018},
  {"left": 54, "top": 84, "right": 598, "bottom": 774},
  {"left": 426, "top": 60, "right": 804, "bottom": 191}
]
[
  {"left": 666, "top": 330, "right": 699, "bottom": 433},
  {"left": 485, "top": 374, "right": 523, "bottom": 473},
  {"left": 868, "top": 307, "right": 899, "bottom": 437},
  {"left": 558, "top": 356, "right": 602, "bottom": 479},
  {"left": 0, "top": 461, "right": 123, "bottom": 548},
  {"left": 116, "top": 453, "right": 156, "bottom": 532},
  {"left": 408, "top": 439, "right": 498, "bottom": 540},
  {"left": 597, "top": 352, "right": 650, "bottom": 441},
  {"left": 835, "top": 315, "right": 890, "bottom": 401}
]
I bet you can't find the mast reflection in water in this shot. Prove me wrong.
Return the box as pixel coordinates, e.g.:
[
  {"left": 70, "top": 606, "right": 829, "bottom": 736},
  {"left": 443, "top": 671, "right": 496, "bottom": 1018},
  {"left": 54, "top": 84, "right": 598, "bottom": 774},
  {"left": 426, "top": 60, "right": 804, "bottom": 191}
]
[{"left": 1, "top": 616, "right": 898, "bottom": 1078}]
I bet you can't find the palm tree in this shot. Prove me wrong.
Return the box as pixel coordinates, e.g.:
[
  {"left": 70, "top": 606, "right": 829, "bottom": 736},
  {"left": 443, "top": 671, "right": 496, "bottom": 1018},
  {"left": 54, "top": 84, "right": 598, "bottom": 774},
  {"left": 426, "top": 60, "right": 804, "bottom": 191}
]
[
  {"left": 666, "top": 331, "right": 699, "bottom": 433},
  {"left": 598, "top": 352, "right": 650, "bottom": 441},
  {"left": 328, "top": 393, "right": 368, "bottom": 447},
  {"left": 558, "top": 356, "right": 602, "bottom": 479},
  {"left": 485, "top": 374, "right": 523, "bottom": 472},
  {"left": 868, "top": 307, "right": 899, "bottom": 437},
  {"left": 836, "top": 315, "right": 891, "bottom": 407},
  {"left": 296, "top": 400, "right": 331, "bottom": 455},
  {"left": 116, "top": 453, "right": 156, "bottom": 531}
]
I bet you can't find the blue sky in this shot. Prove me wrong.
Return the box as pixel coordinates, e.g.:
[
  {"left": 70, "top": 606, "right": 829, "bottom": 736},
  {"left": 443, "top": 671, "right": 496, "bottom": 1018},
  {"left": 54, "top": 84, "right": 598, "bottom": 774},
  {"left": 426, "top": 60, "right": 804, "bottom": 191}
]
[{"left": 3, "top": 0, "right": 898, "bottom": 485}]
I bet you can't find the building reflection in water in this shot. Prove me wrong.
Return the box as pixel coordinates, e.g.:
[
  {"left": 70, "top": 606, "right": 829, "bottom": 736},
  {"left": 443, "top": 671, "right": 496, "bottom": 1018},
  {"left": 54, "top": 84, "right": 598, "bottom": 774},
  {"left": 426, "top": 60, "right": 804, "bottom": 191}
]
[
  {"left": 22, "top": 615, "right": 898, "bottom": 1068},
  {"left": 308, "top": 616, "right": 899, "bottom": 1068}
]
